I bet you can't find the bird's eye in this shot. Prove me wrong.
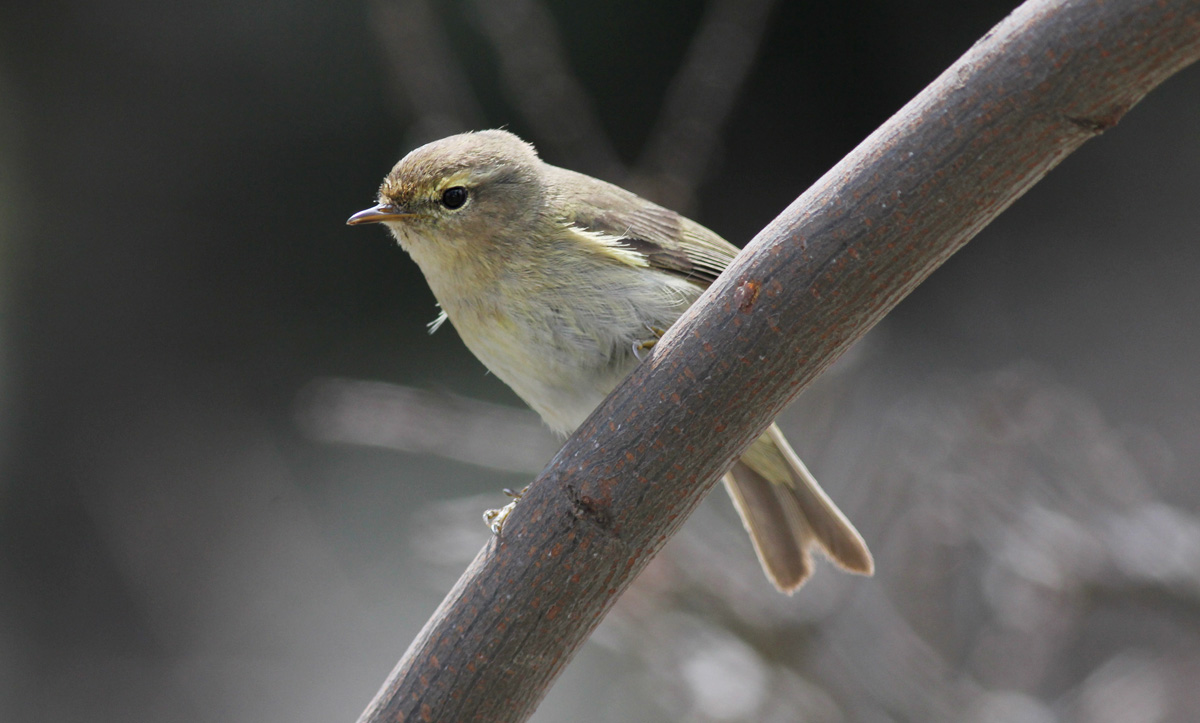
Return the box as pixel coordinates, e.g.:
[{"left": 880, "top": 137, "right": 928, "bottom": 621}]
[{"left": 441, "top": 186, "right": 468, "bottom": 210}]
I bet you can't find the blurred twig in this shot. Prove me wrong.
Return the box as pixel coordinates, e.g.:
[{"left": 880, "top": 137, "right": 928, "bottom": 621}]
[
  {"left": 296, "top": 378, "right": 559, "bottom": 474},
  {"left": 372, "top": 0, "right": 779, "bottom": 205},
  {"left": 355, "top": 2, "right": 1200, "bottom": 721},
  {"left": 465, "top": 0, "right": 626, "bottom": 180},
  {"left": 369, "top": 0, "right": 486, "bottom": 143},
  {"left": 629, "top": 0, "right": 782, "bottom": 212}
]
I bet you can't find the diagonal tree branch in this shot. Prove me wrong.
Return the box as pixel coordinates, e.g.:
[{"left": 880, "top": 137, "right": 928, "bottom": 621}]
[{"left": 355, "top": 1, "right": 1200, "bottom": 721}]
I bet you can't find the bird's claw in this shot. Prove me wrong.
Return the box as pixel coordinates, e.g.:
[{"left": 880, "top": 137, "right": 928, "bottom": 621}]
[
  {"left": 484, "top": 485, "right": 529, "bottom": 535},
  {"left": 632, "top": 325, "right": 667, "bottom": 361}
]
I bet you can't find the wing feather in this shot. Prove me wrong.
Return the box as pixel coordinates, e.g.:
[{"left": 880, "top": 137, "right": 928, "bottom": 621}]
[{"left": 546, "top": 165, "right": 740, "bottom": 287}]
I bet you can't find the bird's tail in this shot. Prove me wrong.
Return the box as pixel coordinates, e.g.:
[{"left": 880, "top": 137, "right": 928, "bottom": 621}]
[{"left": 723, "top": 423, "right": 874, "bottom": 593}]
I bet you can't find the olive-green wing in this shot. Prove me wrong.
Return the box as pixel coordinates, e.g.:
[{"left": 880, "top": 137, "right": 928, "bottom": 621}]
[{"left": 548, "top": 165, "right": 740, "bottom": 288}]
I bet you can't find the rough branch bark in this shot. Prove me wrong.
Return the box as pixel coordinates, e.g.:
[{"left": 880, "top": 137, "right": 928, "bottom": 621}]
[{"left": 356, "top": 1, "right": 1200, "bottom": 721}]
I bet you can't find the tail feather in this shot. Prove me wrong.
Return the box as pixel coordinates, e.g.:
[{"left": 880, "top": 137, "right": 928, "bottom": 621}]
[
  {"left": 724, "top": 423, "right": 873, "bottom": 593},
  {"left": 723, "top": 464, "right": 814, "bottom": 590}
]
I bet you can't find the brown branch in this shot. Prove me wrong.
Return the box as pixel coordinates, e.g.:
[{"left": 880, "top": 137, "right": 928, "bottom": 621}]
[{"left": 355, "top": 1, "right": 1200, "bottom": 721}]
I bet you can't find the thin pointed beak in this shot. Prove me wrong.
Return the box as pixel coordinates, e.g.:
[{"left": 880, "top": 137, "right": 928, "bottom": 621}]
[{"left": 346, "top": 203, "right": 417, "bottom": 226}]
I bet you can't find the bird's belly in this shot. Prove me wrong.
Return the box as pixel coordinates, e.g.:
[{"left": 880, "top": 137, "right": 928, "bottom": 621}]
[
  {"left": 446, "top": 271, "right": 700, "bottom": 435},
  {"left": 457, "top": 312, "right": 640, "bottom": 435}
]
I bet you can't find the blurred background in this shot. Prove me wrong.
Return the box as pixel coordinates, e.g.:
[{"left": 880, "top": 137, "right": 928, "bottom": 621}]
[{"left": 2, "top": 1, "right": 1199, "bottom": 721}]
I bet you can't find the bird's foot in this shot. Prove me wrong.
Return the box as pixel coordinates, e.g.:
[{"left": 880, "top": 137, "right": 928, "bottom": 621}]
[
  {"left": 483, "top": 485, "right": 529, "bottom": 535},
  {"left": 632, "top": 325, "right": 667, "bottom": 361}
]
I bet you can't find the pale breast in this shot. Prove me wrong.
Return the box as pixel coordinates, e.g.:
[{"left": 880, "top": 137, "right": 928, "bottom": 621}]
[{"left": 447, "top": 265, "right": 702, "bottom": 435}]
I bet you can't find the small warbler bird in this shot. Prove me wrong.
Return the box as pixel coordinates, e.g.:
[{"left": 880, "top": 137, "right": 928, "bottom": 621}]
[{"left": 348, "top": 129, "right": 872, "bottom": 593}]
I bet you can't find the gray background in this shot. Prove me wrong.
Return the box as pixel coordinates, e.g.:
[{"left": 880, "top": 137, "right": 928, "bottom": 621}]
[{"left": 3, "top": 1, "right": 1199, "bottom": 721}]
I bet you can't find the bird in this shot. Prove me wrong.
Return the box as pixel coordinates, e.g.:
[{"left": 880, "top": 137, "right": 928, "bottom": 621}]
[{"left": 348, "top": 129, "right": 872, "bottom": 593}]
